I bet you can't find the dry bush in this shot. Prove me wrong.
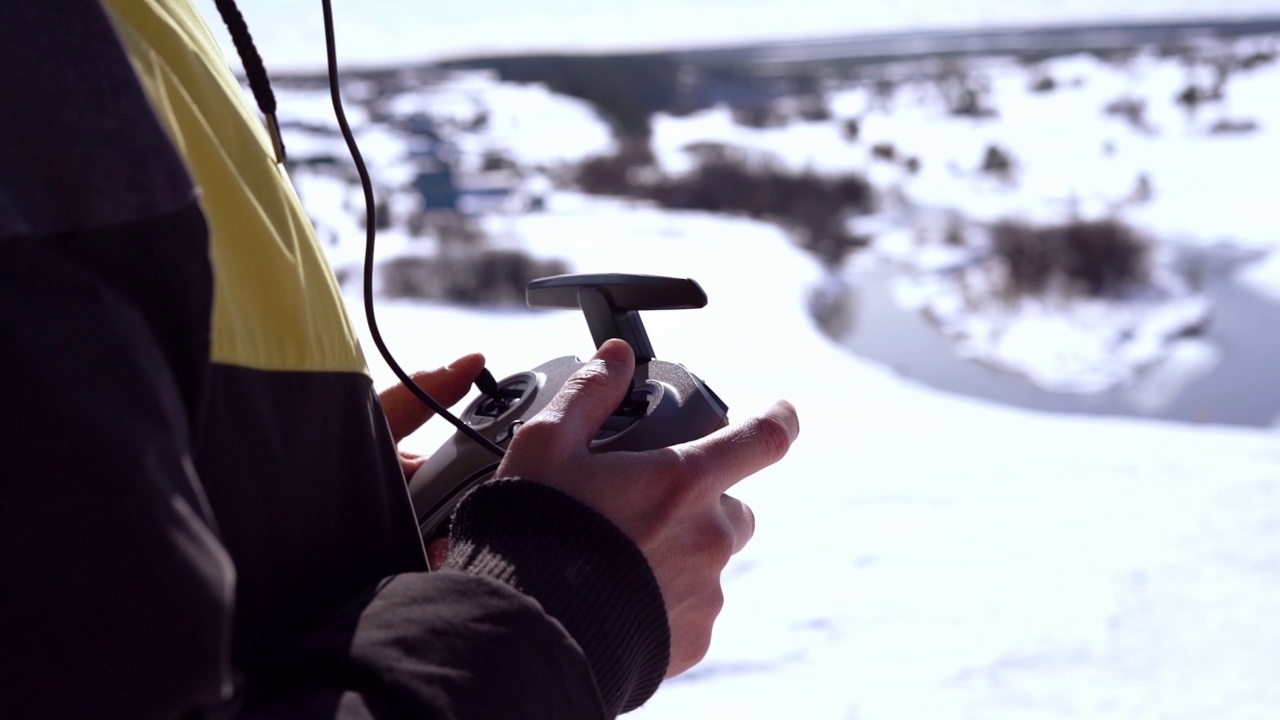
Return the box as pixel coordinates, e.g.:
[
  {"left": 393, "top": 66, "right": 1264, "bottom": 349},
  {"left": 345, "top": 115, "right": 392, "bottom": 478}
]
[
  {"left": 381, "top": 250, "right": 571, "bottom": 306},
  {"left": 573, "top": 144, "right": 875, "bottom": 265},
  {"left": 574, "top": 141, "right": 657, "bottom": 197},
  {"left": 991, "top": 219, "right": 1149, "bottom": 298},
  {"left": 1103, "top": 96, "right": 1154, "bottom": 134},
  {"left": 980, "top": 144, "right": 1015, "bottom": 179}
]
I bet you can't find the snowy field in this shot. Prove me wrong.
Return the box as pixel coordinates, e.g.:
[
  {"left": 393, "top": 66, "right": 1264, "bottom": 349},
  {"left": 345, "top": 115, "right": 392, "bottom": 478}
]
[
  {"left": 647, "top": 36, "right": 1280, "bottom": 394},
  {"left": 355, "top": 199, "right": 1280, "bottom": 720},
  {"left": 252, "top": 22, "right": 1280, "bottom": 718}
]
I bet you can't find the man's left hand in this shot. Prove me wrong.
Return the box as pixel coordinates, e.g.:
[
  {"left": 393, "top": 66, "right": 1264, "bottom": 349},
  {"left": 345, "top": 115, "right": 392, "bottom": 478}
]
[{"left": 378, "top": 353, "right": 486, "bottom": 480}]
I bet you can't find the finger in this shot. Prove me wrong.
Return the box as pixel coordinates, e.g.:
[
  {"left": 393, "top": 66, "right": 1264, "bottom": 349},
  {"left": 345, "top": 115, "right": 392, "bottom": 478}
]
[
  {"left": 720, "top": 494, "right": 755, "bottom": 555},
  {"left": 677, "top": 399, "right": 799, "bottom": 495},
  {"left": 397, "top": 450, "right": 427, "bottom": 481},
  {"left": 518, "top": 339, "right": 635, "bottom": 456},
  {"left": 427, "top": 538, "right": 449, "bottom": 570},
  {"left": 379, "top": 353, "right": 486, "bottom": 442}
]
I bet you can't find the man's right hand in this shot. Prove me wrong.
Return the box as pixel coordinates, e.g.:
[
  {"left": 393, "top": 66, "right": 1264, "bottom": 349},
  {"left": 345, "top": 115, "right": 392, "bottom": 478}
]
[{"left": 494, "top": 338, "right": 800, "bottom": 678}]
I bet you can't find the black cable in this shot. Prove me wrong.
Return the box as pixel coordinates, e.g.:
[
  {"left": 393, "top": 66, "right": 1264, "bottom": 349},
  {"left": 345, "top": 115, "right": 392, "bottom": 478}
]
[
  {"left": 213, "top": 0, "right": 286, "bottom": 162},
  {"left": 320, "top": 0, "right": 506, "bottom": 458}
]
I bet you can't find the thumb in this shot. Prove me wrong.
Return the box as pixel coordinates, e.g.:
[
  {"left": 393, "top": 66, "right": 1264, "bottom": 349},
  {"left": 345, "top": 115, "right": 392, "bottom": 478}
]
[
  {"left": 379, "top": 353, "right": 486, "bottom": 443},
  {"left": 527, "top": 338, "right": 635, "bottom": 455}
]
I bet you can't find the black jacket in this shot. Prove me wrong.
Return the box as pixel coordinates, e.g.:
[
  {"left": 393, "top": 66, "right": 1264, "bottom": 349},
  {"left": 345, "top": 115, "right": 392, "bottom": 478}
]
[{"left": 0, "top": 2, "right": 668, "bottom": 717}]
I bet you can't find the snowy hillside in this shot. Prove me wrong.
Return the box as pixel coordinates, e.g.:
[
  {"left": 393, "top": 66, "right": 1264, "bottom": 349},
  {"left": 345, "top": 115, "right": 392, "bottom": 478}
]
[
  {"left": 248, "top": 26, "right": 1280, "bottom": 718},
  {"left": 355, "top": 198, "right": 1280, "bottom": 720}
]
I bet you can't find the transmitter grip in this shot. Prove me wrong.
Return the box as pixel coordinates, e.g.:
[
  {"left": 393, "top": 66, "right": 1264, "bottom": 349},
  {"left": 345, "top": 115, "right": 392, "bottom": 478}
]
[{"left": 407, "top": 274, "right": 728, "bottom": 540}]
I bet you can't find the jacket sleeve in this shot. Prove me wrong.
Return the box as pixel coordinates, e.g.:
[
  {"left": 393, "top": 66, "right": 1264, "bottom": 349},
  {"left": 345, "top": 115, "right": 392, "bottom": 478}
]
[
  {"left": 0, "top": 237, "right": 236, "bottom": 719},
  {"left": 245, "top": 480, "right": 672, "bottom": 719},
  {"left": 1, "top": 4, "right": 671, "bottom": 717}
]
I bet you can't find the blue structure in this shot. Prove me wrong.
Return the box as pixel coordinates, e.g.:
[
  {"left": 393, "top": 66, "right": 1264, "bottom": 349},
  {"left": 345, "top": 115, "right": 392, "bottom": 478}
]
[{"left": 413, "top": 163, "right": 459, "bottom": 213}]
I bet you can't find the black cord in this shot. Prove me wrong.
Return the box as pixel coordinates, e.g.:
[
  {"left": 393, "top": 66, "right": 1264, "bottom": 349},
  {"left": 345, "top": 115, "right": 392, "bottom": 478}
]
[
  {"left": 213, "top": 0, "right": 286, "bottom": 162},
  {"left": 320, "top": 0, "right": 506, "bottom": 458}
]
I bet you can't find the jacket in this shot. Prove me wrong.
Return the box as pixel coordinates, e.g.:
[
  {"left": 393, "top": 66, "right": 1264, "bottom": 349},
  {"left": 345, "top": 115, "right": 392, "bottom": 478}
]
[{"left": 0, "top": 2, "right": 668, "bottom": 717}]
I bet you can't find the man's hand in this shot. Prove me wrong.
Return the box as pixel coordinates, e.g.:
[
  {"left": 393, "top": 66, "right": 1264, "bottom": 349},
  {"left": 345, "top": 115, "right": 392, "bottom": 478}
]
[
  {"left": 378, "top": 353, "right": 487, "bottom": 480},
  {"left": 496, "top": 339, "right": 799, "bottom": 678}
]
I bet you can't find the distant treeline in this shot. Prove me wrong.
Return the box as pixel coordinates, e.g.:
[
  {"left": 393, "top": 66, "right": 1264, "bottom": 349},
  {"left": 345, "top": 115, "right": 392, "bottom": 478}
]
[
  {"left": 440, "top": 53, "right": 685, "bottom": 139},
  {"left": 436, "top": 16, "right": 1280, "bottom": 138}
]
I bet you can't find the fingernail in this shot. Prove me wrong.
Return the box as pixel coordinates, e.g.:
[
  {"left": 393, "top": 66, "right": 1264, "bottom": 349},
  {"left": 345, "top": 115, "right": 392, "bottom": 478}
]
[
  {"left": 446, "top": 352, "right": 485, "bottom": 370},
  {"left": 592, "top": 339, "right": 633, "bottom": 369},
  {"left": 769, "top": 399, "right": 800, "bottom": 440}
]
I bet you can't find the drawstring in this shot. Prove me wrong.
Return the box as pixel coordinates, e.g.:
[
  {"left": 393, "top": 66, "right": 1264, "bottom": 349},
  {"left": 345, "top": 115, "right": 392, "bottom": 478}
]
[{"left": 212, "top": 0, "right": 286, "bottom": 164}]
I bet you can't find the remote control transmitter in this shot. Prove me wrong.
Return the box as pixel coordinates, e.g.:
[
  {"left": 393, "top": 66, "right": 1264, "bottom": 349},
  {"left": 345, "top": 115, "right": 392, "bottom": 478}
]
[{"left": 407, "top": 273, "right": 730, "bottom": 540}]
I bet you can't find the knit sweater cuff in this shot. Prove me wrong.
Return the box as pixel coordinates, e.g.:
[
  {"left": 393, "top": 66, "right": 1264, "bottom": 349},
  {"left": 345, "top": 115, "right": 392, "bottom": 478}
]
[{"left": 443, "top": 479, "right": 671, "bottom": 716}]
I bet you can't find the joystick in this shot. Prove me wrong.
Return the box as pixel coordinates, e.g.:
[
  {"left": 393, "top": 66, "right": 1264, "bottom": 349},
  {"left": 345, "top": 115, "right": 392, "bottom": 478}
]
[{"left": 407, "top": 273, "right": 730, "bottom": 540}]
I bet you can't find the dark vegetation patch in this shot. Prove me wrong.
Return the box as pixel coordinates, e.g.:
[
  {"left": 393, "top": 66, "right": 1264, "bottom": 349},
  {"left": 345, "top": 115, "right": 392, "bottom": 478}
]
[
  {"left": 575, "top": 144, "right": 874, "bottom": 265},
  {"left": 381, "top": 250, "right": 571, "bottom": 306},
  {"left": 991, "top": 219, "right": 1150, "bottom": 299},
  {"left": 870, "top": 142, "right": 897, "bottom": 161},
  {"left": 1029, "top": 73, "right": 1058, "bottom": 93},
  {"left": 1103, "top": 95, "right": 1155, "bottom": 134},
  {"left": 732, "top": 105, "right": 790, "bottom": 129},
  {"left": 1208, "top": 117, "right": 1260, "bottom": 135},
  {"left": 1175, "top": 82, "right": 1224, "bottom": 113},
  {"left": 934, "top": 64, "right": 998, "bottom": 118},
  {"left": 980, "top": 144, "right": 1015, "bottom": 179},
  {"left": 842, "top": 117, "right": 861, "bottom": 141},
  {"left": 439, "top": 54, "right": 829, "bottom": 139},
  {"left": 441, "top": 53, "right": 682, "bottom": 138}
]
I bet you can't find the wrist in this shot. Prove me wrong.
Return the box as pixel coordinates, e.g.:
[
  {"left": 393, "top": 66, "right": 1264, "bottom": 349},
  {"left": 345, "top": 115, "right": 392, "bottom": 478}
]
[{"left": 444, "top": 479, "right": 670, "bottom": 715}]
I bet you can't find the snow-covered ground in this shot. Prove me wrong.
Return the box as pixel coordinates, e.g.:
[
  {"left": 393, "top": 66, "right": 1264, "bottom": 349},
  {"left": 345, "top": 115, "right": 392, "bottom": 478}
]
[
  {"left": 260, "top": 34, "right": 1280, "bottom": 717},
  {"left": 352, "top": 197, "right": 1280, "bottom": 720},
  {"left": 648, "top": 35, "right": 1280, "bottom": 393}
]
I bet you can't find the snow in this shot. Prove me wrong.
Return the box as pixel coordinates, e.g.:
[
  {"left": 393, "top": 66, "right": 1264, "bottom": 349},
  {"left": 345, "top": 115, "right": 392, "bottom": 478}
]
[
  {"left": 1237, "top": 249, "right": 1280, "bottom": 302},
  {"left": 1123, "top": 337, "right": 1222, "bottom": 411},
  {"left": 381, "top": 72, "right": 616, "bottom": 168},
  {"left": 342, "top": 196, "right": 1280, "bottom": 719},
  {"left": 238, "top": 17, "right": 1280, "bottom": 715},
  {"left": 645, "top": 38, "right": 1280, "bottom": 394},
  {"left": 144, "top": 2, "right": 1280, "bottom": 714}
]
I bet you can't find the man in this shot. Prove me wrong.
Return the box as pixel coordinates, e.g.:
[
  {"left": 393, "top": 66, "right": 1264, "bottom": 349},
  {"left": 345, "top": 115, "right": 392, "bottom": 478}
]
[{"left": 0, "top": 1, "right": 799, "bottom": 718}]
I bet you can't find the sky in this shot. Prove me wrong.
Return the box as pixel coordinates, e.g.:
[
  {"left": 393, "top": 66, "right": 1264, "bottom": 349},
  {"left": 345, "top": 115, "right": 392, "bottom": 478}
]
[{"left": 193, "top": 0, "right": 1280, "bottom": 71}]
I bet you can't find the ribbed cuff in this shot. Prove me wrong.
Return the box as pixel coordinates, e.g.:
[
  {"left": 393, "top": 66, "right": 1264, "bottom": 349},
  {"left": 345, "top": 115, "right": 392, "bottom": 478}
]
[{"left": 444, "top": 479, "right": 670, "bottom": 716}]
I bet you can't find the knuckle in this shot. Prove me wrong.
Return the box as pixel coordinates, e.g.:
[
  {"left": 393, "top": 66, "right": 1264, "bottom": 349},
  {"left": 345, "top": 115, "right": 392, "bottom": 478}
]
[
  {"left": 707, "top": 585, "right": 725, "bottom": 618},
  {"left": 562, "top": 361, "right": 618, "bottom": 404},
  {"left": 508, "top": 416, "right": 557, "bottom": 446},
  {"left": 696, "top": 515, "right": 736, "bottom": 566},
  {"left": 747, "top": 413, "right": 793, "bottom": 463},
  {"left": 671, "top": 445, "right": 711, "bottom": 491},
  {"left": 740, "top": 501, "right": 756, "bottom": 545},
  {"left": 710, "top": 520, "right": 736, "bottom": 565}
]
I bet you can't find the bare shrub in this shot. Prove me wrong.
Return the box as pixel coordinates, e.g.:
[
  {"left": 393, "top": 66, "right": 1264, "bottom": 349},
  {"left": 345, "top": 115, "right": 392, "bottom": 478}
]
[
  {"left": 980, "top": 144, "right": 1015, "bottom": 179},
  {"left": 648, "top": 160, "right": 873, "bottom": 264},
  {"left": 380, "top": 250, "right": 571, "bottom": 306},
  {"left": 575, "top": 141, "right": 656, "bottom": 196},
  {"left": 1103, "top": 96, "right": 1155, "bottom": 134},
  {"left": 842, "top": 117, "right": 861, "bottom": 142},
  {"left": 1175, "top": 83, "right": 1222, "bottom": 113},
  {"left": 870, "top": 142, "right": 897, "bottom": 162},
  {"left": 574, "top": 145, "right": 875, "bottom": 265},
  {"left": 732, "top": 104, "right": 788, "bottom": 129},
  {"left": 1029, "top": 74, "right": 1057, "bottom": 93},
  {"left": 1237, "top": 49, "right": 1277, "bottom": 71},
  {"left": 1208, "top": 117, "right": 1259, "bottom": 135},
  {"left": 795, "top": 95, "right": 832, "bottom": 122},
  {"left": 991, "top": 219, "right": 1149, "bottom": 298},
  {"left": 935, "top": 65, "right": 997, "bottom": 118}
]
